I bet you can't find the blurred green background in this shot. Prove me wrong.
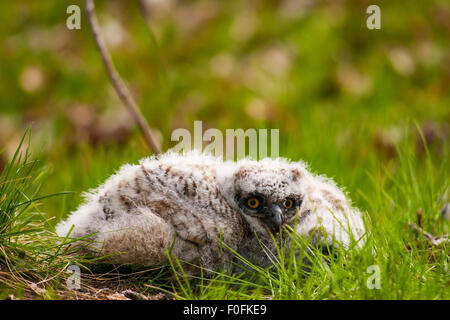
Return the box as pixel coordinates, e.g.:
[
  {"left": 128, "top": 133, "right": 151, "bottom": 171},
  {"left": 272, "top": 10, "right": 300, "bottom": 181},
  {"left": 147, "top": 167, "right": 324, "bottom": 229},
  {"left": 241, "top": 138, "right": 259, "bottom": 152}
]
[{"left": 0, "top": 0, "right": 448, "bottom": 224}]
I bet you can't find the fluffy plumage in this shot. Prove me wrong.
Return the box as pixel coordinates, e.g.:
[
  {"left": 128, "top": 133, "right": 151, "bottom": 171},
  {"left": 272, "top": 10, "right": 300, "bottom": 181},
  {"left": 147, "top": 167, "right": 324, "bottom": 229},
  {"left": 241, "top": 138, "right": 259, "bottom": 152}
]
[{"left": 56, "top": 151, "right": 365, "bottom": 272}]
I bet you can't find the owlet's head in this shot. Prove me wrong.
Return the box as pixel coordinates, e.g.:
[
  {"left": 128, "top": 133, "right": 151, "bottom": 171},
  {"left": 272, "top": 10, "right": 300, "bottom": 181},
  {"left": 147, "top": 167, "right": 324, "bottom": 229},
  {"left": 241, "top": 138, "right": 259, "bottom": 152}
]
[{"left": 218, "top": 158, "right": 304, "bottom": 235}]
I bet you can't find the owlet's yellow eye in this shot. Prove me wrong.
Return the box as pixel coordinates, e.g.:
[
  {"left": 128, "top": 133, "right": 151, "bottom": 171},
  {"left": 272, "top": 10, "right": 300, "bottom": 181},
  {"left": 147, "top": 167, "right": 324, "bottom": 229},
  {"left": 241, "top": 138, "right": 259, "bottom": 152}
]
[
  {"left": 246, "top": 198, "right": 260, "bottom": 209},
  {"left": 283, "top": 199, "right": 294, "bottom": 209}
]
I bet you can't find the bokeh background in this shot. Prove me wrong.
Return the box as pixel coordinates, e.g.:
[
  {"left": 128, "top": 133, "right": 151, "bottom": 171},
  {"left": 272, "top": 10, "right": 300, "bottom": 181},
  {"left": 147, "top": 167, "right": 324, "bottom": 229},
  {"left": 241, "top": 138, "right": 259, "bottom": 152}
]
[{"left": 0, "top": 0, "right": 448, "bottom": 224}]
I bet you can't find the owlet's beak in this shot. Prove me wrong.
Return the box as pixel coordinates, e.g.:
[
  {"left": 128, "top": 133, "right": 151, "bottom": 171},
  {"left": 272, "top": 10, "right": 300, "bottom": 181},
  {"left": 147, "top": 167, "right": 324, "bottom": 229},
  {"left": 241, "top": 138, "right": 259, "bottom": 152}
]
[{"left": 261, "top": 204, "right": 283, "bottom": 234}]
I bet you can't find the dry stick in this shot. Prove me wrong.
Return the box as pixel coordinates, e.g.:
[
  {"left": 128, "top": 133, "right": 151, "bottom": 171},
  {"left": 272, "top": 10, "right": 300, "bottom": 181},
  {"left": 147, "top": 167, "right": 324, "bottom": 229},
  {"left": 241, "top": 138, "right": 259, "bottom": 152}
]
[
  {"left": 408, "top": 222, "right": 449, "bottom": 247},
  {"left": 85, "top": 0, "right": 161, "bottom": 154}
]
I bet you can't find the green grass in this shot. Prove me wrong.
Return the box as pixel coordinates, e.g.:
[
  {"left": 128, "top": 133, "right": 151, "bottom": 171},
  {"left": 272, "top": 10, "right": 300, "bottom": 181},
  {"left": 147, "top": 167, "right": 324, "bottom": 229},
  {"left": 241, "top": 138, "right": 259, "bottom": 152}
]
[
  {"left": 0, "top": 0, "right": 448, "bottom": 299},
  {"left": 0, "top": 128, "right": 448, "bottom": 300},
  {"left": 0, "top": 131, "right": 85, "bottom": 299}
]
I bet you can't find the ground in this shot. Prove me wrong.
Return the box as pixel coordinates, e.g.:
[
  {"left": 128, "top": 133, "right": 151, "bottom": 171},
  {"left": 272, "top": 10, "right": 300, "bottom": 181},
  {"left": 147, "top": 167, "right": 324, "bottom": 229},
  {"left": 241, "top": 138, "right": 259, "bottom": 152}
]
[{"left": 0, "top": 1, "right": 449, "bottom": 300}]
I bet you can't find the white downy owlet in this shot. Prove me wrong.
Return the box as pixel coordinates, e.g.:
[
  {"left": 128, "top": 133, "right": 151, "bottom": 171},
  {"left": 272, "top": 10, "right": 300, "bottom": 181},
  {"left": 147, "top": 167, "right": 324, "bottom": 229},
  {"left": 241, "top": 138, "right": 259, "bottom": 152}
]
[{"left": 56, "top": 151, "right": 365, "bottom": 273}]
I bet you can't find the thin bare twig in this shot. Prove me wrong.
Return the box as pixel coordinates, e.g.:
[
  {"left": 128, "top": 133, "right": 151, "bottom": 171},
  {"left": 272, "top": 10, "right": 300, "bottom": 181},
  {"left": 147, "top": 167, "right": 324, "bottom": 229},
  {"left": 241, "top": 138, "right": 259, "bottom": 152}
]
[
  {"left": 408, "top": 222, "right": 449, "bottom": 247},
  {"left": 416, "top": 208, "right": 423, "bottom": 228},
  {"left": 85, "top": 0, "right": 161, "bottom": 154}
]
